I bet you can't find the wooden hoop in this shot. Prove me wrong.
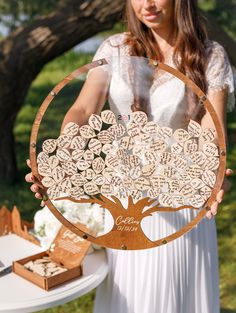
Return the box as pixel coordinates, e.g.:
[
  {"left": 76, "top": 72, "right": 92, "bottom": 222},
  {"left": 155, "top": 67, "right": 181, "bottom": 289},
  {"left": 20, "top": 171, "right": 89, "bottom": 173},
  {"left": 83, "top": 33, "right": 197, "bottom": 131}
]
[{"left": 30, "top": 58, "right": 226, "bottom": 250}]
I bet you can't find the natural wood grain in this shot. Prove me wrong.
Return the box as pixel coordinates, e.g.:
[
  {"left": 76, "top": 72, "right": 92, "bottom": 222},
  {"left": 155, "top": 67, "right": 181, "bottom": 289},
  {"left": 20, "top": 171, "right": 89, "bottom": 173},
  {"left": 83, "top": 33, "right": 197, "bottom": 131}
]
[
  {"left": 30, "top": 59, "right": 226, "bottom": 250},
  {"left": 0, "top": 205, "right": 40, "bottom": 245}
]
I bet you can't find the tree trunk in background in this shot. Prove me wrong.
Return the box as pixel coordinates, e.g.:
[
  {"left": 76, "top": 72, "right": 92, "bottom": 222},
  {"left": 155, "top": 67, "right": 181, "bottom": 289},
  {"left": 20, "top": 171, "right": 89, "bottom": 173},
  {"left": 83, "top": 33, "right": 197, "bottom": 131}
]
[
  {"left": 0, "top": 119, "right": 18, "bottom": 183},
  {"left": 0, "top": 1, "right": 235, "bottom": 183},
  {"left": 0, "top": 0, "right": 125, "bottom": 183}
]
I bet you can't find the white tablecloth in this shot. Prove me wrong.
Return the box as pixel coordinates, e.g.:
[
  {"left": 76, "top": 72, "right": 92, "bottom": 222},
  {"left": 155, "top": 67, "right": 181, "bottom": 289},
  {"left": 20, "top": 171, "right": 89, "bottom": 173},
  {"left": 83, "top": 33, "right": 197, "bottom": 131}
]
[{"left": 0, "top": 234, "right": 108, "bottom": 313}]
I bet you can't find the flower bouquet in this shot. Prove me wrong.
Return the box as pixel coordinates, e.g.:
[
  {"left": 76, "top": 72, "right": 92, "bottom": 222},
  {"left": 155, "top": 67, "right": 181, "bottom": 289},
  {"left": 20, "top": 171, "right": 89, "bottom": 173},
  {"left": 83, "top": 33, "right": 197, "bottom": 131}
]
[{"left": 33, "top": 199, "right": 104, "bottom": 250}]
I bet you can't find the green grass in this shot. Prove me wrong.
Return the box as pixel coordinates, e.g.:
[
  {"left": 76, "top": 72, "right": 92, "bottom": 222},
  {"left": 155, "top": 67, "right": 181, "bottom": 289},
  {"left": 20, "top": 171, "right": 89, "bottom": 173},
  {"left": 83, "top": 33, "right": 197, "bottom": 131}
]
[
  {"left": 0, "top": 48, "right": 236, "bottom": 312},
  {"left": 198, "top": 0, "right": 236, "bottom": 41},
  {"left": 35, "top": 292, "right": 95, "bottom": 313}
]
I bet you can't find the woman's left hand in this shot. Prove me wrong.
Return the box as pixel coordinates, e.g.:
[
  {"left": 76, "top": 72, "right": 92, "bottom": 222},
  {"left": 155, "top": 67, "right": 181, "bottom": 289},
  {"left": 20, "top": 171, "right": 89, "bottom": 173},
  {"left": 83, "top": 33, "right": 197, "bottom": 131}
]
[{"left": 206, "top": 168, "right": 233, "bottom": 219}]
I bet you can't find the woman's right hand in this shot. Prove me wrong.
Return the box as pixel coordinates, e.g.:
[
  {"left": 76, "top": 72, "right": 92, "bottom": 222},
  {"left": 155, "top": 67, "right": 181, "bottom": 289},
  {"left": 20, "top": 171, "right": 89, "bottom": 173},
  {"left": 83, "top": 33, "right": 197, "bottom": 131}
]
[{"left": 25, "top": 159, "right": 44, "bottom": 203}]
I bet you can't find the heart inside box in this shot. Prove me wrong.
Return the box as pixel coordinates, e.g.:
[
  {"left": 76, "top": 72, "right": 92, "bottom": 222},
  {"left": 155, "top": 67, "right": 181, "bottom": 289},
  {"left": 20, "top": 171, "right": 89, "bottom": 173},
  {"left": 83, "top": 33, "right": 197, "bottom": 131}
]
[
  {"left": 24, "top": 254, "right": 68, "bottom": 277},
  {"left": 13, "top": 250, "right": 83, "bottom": 290}
]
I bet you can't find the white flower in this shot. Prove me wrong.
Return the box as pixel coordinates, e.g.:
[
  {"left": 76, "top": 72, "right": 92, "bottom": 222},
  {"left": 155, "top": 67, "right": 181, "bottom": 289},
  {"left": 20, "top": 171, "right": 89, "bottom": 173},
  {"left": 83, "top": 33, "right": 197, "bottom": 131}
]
[
  {"left": 33, "top": 199, "right": 104, "bottom": 250},
  {"left": 34, "top": 206, "right": 61, "bottom": 249}
]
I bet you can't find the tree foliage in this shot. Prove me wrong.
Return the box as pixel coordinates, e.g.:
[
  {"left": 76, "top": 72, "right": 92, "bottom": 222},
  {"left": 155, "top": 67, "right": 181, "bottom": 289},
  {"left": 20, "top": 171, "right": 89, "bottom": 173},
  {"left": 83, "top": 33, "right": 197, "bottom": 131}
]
[
  {"left": 199, "top": 0, "right": 236, "bottom": 40},
  {"left": 0, "top": 0, "right": 63, "bottom": 33}
]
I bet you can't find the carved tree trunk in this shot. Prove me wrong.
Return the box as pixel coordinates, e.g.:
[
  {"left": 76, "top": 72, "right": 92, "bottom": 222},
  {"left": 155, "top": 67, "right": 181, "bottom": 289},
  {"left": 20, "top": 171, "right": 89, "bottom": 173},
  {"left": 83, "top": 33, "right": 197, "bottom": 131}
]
[
  {"left": 54, "top": 195, "right": 198, "bottom": 249},
  {"left": 0, "top": 0, "right": 125, "bottom": 183}
]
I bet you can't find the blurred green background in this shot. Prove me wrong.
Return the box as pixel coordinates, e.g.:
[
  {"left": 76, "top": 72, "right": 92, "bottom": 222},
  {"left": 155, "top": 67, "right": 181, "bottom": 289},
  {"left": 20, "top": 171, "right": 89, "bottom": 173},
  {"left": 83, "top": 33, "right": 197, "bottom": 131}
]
[{"left": 0, "top": 1, "right": 235, "bottom": 312}]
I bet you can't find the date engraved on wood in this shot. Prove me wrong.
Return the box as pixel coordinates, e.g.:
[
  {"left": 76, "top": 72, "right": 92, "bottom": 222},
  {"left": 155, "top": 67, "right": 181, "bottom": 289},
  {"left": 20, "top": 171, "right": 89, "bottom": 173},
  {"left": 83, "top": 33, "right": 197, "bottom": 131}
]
[{"left": 115, "top": 216, "right": 140, "bottom": 232}]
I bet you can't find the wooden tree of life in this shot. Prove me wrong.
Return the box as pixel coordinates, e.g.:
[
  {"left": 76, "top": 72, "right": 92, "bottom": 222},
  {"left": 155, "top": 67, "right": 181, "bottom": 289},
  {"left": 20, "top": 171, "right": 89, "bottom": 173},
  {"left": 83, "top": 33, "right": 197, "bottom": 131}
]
[{"left": 30, "top": 57, "right": 226, "bottom": 250}]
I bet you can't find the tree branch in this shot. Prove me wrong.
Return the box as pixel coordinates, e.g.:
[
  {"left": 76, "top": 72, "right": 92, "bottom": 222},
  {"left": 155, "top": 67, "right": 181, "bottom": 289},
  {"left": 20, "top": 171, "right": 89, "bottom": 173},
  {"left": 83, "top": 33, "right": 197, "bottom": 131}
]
[
  {"left": 133, "top": 197, "right": 157, "bottom": 216},
  {"left": 137, "top": 197, "right": 157, "bottom": 209},
  {"left": 110, "top": 195, "right": 127, "bottom": 211},
  {"left": 0, "top": 0, "right": 125, "bottom": 69},
  {"left": 142, "top": 204, "right": 198, "bottom": 218},
  {"left": 99, "top": 194, "right": 125, "bottom": 216},
  {"left": 0, "top": 0, "right": 125, "bottom": 182},
  {"left": 128, "top": 196, "right": 134, "bottom": 207},
  {"left": 54, "top": 194, "right": 122, "bottom": 217},
  {"left": 54, "top": 196, "right": 105, "bottom": 206}
]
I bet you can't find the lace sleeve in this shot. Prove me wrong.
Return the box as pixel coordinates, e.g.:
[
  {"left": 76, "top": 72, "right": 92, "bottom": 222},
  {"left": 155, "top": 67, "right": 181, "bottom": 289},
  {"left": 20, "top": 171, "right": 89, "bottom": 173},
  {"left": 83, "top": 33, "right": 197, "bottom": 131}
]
[
  {"left": 87, "top": 33, "right": 129, "bottom": 80},
  {"left": 85, "top": 37, "right": 113, "bottom": 78},
  {"left": 92, "top": 37, "right": 114, "bottom": 61},
  {"left": 206, "top": 41, "right": 235, "bottom": 112},
  {"left": 87, "top": 34, "right": 125, "bottom": 78}
]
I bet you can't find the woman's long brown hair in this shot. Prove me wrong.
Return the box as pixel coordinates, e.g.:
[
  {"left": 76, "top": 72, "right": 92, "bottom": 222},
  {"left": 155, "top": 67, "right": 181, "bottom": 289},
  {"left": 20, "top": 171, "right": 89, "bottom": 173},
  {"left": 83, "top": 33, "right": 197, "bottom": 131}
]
[{"left": 124, "top": 0, "right": 208, "bottom": 119}]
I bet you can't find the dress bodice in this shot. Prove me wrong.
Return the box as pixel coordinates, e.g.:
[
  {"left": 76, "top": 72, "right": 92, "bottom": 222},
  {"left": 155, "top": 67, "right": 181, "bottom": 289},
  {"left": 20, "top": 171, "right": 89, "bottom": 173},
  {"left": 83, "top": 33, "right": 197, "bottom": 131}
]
[
  {"left": 92, "top": 33, "right": 235, "bottom": 127},
  {"left": 108, "top": 66, "right": 187, "bottom": 128}
]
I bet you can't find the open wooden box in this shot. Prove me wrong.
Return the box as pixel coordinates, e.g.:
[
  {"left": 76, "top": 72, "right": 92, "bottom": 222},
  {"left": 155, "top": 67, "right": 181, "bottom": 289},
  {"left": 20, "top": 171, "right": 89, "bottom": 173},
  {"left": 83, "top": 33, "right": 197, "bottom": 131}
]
[
  {"left": 13, "top": 251, "right": 82, "bottom": 290},
  {"left": 13, "top": 225, "right": 91, "bottom": 290}
]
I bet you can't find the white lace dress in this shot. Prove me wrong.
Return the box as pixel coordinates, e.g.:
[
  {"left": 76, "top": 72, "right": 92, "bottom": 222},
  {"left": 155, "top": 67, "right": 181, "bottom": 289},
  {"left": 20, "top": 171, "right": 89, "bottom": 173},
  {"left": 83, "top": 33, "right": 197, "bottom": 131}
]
[{"left": 91, "top": 33, "right": 235, "bottom": 313}]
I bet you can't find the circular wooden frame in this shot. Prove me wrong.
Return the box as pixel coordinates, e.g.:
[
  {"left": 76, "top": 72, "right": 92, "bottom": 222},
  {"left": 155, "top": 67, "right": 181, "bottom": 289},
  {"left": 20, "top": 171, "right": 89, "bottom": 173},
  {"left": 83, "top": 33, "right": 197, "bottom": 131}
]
[{"left": 30, "top": 58, "right": 226, "bottom": 250}]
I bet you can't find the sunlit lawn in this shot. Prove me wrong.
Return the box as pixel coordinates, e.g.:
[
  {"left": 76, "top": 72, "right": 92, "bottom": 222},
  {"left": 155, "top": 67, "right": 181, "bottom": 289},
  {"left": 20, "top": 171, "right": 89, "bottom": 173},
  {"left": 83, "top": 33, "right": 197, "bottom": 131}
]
[{"left": 0, "top": 50, "right": 235, "bottom": 313}]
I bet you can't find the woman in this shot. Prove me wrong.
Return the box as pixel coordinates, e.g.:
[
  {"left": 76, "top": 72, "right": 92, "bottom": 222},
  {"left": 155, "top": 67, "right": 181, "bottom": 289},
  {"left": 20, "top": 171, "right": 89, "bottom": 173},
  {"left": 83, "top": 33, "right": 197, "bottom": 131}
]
[{"left": 26, "top": 0, "right": 234, "bottom": 312}]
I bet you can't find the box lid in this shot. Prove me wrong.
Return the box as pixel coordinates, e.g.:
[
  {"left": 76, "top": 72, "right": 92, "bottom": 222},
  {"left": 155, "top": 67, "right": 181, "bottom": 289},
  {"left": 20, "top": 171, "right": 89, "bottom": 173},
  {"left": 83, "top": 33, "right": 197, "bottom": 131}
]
[{"left": 49, "top": 224, "right": 92, "bottom": 269}]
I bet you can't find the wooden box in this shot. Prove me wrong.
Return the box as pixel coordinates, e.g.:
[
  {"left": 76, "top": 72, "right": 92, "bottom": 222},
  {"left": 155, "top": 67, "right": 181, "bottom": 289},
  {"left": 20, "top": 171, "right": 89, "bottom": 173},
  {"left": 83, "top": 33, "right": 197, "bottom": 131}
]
[
  {"left": 13, "top": 251, "right": 82, "bottom": 290},
  {"left": 13, "top": 225, "right": 91, "bottom": 290}
]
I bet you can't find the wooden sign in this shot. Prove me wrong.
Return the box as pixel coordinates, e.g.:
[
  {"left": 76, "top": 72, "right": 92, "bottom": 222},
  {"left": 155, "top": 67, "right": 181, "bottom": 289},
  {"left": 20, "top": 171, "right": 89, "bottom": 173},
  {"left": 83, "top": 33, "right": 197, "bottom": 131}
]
[
  {"left": 13, "top": 224, "right": 91, "bottom": 290},
  {"left": 49, "top": 225, "right": 91, "bottom": 269},
  {"left": 30, "top": 58, "right": 226, "bottom": 250},
  {"left": 0, "top": 206, "right": 39, "bottom": 245}
]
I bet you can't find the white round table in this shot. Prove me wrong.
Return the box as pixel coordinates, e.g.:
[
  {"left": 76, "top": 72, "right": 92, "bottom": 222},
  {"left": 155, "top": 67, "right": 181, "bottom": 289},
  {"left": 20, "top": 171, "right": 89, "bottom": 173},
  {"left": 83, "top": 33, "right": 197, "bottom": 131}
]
[{"left": 0, "top": 234, "right": 108, "bottom": 313}]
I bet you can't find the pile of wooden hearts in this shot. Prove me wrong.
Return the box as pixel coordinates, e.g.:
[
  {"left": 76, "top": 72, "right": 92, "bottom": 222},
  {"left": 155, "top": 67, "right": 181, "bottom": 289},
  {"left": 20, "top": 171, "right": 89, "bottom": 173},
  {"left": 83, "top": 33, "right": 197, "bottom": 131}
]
[
  {"left": 24, "top": 256, "right": 67, "bottom": 277},
  {"left": 37, "top": 110, "right": 220, "bottom": 208}
]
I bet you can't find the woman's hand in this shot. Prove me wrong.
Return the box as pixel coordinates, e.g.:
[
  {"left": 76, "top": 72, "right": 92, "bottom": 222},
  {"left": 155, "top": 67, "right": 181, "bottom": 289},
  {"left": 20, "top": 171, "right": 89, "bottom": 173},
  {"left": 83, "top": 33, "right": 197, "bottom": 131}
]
[
  {"left": 206, "top": 168, "right": 233, "bottom": 219},
  {"left": 25, "top": 159, "right": 44, "bottom": 205}
]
